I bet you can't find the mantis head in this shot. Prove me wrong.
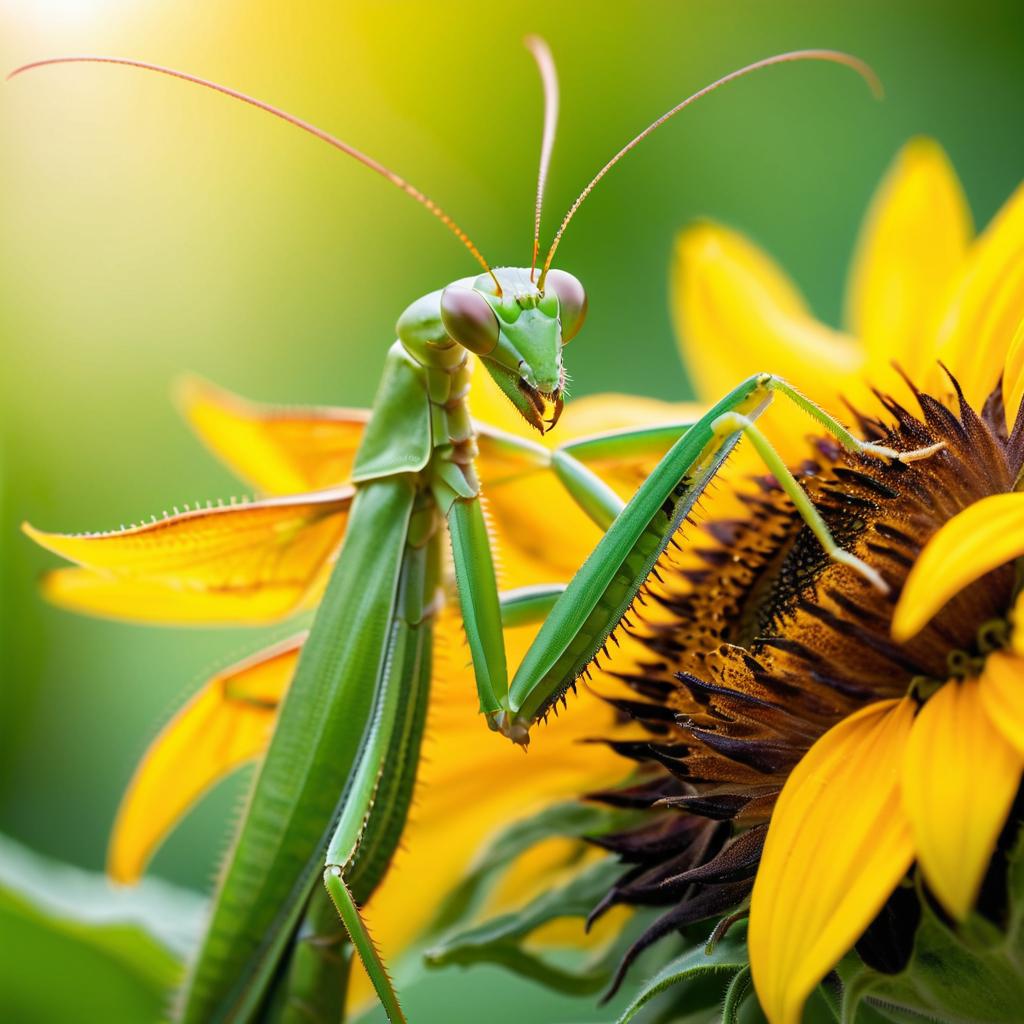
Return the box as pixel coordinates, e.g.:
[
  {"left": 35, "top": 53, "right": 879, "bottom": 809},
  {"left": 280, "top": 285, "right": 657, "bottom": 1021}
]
[
  {"left": 439, "top": 266, "right": 586, "bottom": 433},
  {"left": 430, "top": 41, "right": 874, "bottom": 437}
]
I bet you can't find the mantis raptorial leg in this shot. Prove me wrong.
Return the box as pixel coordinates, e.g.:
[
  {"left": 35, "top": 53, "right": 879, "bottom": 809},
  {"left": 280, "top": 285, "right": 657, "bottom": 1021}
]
[{"left": 504, "top": 374, "right": 944, "bottom": 730}]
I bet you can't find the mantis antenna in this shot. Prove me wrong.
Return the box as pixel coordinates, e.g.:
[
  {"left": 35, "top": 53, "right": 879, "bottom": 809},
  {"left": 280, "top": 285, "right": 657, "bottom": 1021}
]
[
  {"left": 7, "top": 55, "right": 503, "bottom": 295},
  {"left": 524, "top": 35, "right": 560, "bottom": 282},
  {"left": 537, "top": 48, "right": 882, "bottom": 289}
]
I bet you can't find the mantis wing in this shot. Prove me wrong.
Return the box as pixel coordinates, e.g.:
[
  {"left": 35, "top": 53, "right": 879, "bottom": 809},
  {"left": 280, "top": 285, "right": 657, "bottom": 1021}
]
[{"left": 178, "top": 477, "right": 415, "bottom": 1022}]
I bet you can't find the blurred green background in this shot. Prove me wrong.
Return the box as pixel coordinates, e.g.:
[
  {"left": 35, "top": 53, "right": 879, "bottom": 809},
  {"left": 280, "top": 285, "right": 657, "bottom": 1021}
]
[{"left": 2, "top": 0, "right": 1022, "bottom": 1019}]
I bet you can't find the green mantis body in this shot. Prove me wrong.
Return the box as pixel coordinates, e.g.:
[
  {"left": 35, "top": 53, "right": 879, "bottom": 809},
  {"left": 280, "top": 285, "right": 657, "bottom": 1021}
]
[{"left": 11, "top": 41, "right": 937, "bottom": 1024}]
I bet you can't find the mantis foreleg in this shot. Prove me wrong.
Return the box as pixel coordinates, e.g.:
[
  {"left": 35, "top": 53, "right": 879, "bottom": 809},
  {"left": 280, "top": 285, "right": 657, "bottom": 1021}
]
[
  {"left": 498, "top": 583, "right": 566, "bottom": 628},
  {"left": 505, "top": 373, "right": 942, "bottom": 735},
  {"left": 549, "top": 449, "right": 623, "bottom": 529},
  {"left": 448, "top": 497, "right": 509, "bottom": 719},
  {"left": 557, "top": 419, "right": 698, "bottom": 464}
]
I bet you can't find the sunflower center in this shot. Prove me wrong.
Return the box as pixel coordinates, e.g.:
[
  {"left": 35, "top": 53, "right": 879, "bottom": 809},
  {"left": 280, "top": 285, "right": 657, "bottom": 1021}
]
[{"left": 588, "top": 381, "right": 1024, "bottom": 955}]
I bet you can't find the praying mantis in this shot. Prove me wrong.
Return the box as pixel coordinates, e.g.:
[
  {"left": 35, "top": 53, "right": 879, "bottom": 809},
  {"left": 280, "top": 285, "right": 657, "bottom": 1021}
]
[{"left": 12, "top": 38, "right": 943, "bottom": 1024}]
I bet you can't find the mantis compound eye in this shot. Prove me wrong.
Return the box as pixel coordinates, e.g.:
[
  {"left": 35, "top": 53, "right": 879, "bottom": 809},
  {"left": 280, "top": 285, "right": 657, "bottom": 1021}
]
[
  {"left": 440, "top": 286, "right": 501, "bottom": 355},
  {"left": 543, "top": 269, "right": 588, "bottom": 343}
]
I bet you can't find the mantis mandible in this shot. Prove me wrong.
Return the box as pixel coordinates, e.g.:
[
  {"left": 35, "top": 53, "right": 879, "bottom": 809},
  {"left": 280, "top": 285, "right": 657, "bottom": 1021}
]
[{"left": 12, "top": 39, "right": 941, "bottom": 1023}]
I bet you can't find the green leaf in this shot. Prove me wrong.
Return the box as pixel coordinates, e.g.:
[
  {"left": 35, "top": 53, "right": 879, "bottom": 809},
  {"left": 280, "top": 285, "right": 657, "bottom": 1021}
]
[
  {"left": 841, "top": 867, "right": 1024, "bottom": 1023},
  {"left": 424, "top": 801, "right": 762, "bottom": 1017},
  {"left": 723, "top": 966, "right": 754, "bottom": 1024},
  {"left": 615, "top": 926, "right": 748, "bottom": 1023},
  {"left": 0, "top": 833, "right": 205, "bottom": 1022},
  {"left": 425, "top": 857, "right": 625, "bottom": 995}
]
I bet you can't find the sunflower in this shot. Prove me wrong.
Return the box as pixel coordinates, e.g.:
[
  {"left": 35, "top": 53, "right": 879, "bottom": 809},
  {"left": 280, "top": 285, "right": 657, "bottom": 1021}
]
[
  {"left": 578, "top": 138, "right": 1024, "bottom": 1023},
  {"left": 23, "top": 364, "right": 695, "bottom": 1006}
]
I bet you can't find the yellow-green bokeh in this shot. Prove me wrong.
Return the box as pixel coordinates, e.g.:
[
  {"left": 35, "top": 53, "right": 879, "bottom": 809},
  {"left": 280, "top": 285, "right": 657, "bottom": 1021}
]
[{"left": 2, "top": 1, "right": 1022, "bottom": 1019}]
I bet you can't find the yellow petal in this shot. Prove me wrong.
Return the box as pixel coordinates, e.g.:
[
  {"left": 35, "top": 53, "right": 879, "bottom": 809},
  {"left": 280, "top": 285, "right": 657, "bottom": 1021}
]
[
  {"left": 349, "top": 606, "right": 630, "bottom": 1009},
  {"left": 482, "top": 471, "right": 604, "bottom": 584},
  {"left": 750, "top": 699, "right": 915, "bottom": 1024},
  {"left": 38, "top": 566, "right": 330, "bottom": 626},
  {"left": 108, "top": 635, "right": 301, "bottom": 883},
  {"left": 980, "top": 650, "right": 1024, "bottom": 756},
  {"left": 556, "top": 393, "right": 702, "bottom": 441},
  {"left": 845, "top": 138, "right": 971, "bottom": 392},
  {"left": 1001, "top": 317, "right": 1024, "bottom": 431},
  {"left": 178, "top": 375, "right": 369, "bottom": 494},
  {"left": 24, "top": 488, "right": 352, "bottom": 625},
  {"left": 671, "top": 222, "right": 863, "bottom": 412},
  {"left": 902, "top": 678, "right": 1022, "bottom": 920},
  {"left": 892, "top": 492, "right": 1024, "bottom": 642},
  {"left": 936, "top": 183, "right": 1024, "bottom": 408},
  {"left": 1014, "top": 594, "right": 1024, "bottom": 657}
]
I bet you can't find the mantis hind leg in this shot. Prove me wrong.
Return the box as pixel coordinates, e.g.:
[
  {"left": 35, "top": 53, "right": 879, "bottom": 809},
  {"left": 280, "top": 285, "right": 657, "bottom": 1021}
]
[
  {"left": 764, "top": 375, "right": 945, "bottom": 464},
  {"left": 324, "top": 869, "right": 406, "bottom": 1024},
  {"left": 319, "top": 498, "right": 440, "bottom": 1022},
  {"left": 735, "top": 375, "right": 944, "bottom": 590},
  {"left": 274, "top": 886, "right": 351, "bottom": 1024},
  {"left": 709, "top": 409, "right": 889, "bottom": 592}
]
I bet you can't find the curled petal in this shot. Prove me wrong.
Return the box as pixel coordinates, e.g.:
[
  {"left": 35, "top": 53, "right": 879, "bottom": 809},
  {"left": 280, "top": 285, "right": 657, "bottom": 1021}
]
[
  {"left": 892, "top": 492, "right": 1024, "bottom": 642},
  {"left": 750, "top": 699, "right": 915, "bottom": 1024},
  {"left": 179, "top": 375, "right": 369, "bottom": 494},
  {"left": 845, "top": 138, "right": 971, "bottom": 392},
  {"left": 902, "top": 678, "right": 1022, "bottom": 919},
  {"left": 108, "top": 635, "right": 302, "bottom": 883},
  {"left": 24, "top": 488, "right": 353, "bottom": 625},
  {"left": 1002, "top": 318, "right": 1024, "bottom": 431},
  {"left": 980, "top": 650, "right": 1024, "bottom": 757},
  {"left": 936, "top": 183, "right": 1024, "bottom": 408}
]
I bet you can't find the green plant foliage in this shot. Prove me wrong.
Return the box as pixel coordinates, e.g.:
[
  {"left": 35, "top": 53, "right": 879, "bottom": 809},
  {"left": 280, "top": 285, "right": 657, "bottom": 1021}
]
[
  {"left": 722, "top": 967, "right": 756, "bottom": 1024},
  {"left": 0, "top": 834, "right": 205, "bottom": 1022},
  {"left": 841, "top": 840, "right": 1024, "bottom": 1023},
  {"left": 615, "top": 927, "right": 749, "bottom": 1023},
  {"left": 425, "top": 801, "right": 633, "bottom": 940},
  {"left": 426, "top": 856, "right": 627, "bottom": 994}
]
